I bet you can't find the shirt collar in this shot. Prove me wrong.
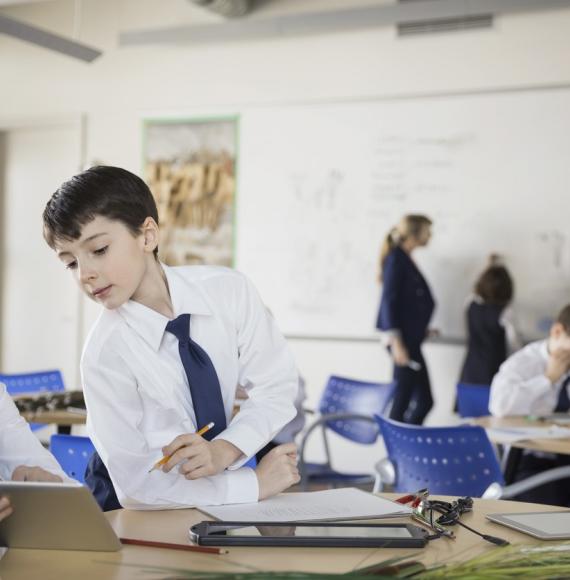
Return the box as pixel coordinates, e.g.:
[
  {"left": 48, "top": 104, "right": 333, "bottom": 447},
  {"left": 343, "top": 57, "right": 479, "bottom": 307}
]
[{"left": 117, "top": 263, "right": 212, "bottom": 351}]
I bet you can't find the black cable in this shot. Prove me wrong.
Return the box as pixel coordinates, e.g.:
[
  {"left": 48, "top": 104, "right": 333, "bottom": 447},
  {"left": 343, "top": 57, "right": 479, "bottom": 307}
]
[
  {"left": 425, "top": 497, "right": 509, "bottom": 547},
  {"left": 452, "top": 519, "right": 509, "bottom": 546}
]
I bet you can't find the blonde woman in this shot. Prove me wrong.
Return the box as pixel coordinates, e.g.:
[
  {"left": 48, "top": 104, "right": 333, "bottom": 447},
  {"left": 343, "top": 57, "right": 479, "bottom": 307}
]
[{"left": 376, "top": 215, "right": 435, "bottom": 425}]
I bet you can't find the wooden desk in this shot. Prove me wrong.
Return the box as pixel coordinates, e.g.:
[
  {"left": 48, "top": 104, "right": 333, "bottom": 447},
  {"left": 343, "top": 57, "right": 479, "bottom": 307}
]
[
  {"left": 21, "top": 409, "right": 86, "bottom": 435},
  {"left": 473, "top": 416, "right": 570, "bottom": 456},
  {"left": 0, "top": 495, "right": 565, "bottom": 580},
  {"left": 21, "top": 410, "right": 86, "bottom": 427}
]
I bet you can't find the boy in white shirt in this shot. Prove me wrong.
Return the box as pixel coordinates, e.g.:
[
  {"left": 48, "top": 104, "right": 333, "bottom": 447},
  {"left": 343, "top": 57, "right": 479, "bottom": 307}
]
[
  {"left": 0, "top": 383, "right": 70, "bottom": 521},
  {"left": 489, "top": 303, "right": 570, "bottom": 506},
  {"left": 42, "top": 166, "right": 300, "bottom": 511}
]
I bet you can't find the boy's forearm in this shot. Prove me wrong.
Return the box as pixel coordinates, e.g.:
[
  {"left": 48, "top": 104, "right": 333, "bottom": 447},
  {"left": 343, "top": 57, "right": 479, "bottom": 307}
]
[{"left": 210, "top": 439, "right": 244, "bottom": 470}]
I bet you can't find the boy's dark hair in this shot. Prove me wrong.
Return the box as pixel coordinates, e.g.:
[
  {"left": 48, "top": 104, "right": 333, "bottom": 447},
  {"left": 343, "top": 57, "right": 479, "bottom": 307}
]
[
  {"left": 43, "top": 166, "right": 159, "bottom": 256},
  {"left": 556, "top": 304, "right": 570, "bottom": 335},
  {"left": 474, "top": 265, "right": 514, "bottom": 307}
]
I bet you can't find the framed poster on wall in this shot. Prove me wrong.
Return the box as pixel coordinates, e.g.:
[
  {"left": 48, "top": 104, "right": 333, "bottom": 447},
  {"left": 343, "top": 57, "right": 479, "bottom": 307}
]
[{"left": 143, "top": 116, "right": 238, "bottom": 266}]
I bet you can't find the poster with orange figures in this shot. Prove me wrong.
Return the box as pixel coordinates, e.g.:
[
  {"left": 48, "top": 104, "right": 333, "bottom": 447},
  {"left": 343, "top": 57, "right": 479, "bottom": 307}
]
[{"left": 143, "top": 117, "right": 237, "bottom": 266}]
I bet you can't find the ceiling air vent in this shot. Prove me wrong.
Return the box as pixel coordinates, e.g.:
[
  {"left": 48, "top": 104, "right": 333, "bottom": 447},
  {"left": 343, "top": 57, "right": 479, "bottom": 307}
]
[{"left": 397, "top": 0, "right": 493, "bottom": 36}]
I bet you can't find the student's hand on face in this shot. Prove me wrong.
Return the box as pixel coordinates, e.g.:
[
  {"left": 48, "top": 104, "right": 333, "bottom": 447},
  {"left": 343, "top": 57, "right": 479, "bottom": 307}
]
[
  {"left": 161, "top": 435, "right": 240, "bottom": 479},
  {"left": 0, "top": 496, "right": 13, "bottom": 522},
  {"left": 545, "top": 348, "right": 570, "bottom": 384},
  {"left": 391, "top": 337, "right": 410, "bottom": 367},
  {"left": 11, "top": 466, "right": 63, "bottom": 483},
  {"left": 255, "top": 442, "right": 300, "bottom": 501}
]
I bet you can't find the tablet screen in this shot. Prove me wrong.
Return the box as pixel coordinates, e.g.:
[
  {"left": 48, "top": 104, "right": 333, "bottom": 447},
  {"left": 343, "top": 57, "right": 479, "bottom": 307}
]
[
  {"left": 503, "top": 512, "right": 570, "bottom": 535},
  {"left": 213, "top": 525, "right": 414, "bottom": 538},
  {"left": 488, "top": 511, "right": 570, "bottom": 539}
]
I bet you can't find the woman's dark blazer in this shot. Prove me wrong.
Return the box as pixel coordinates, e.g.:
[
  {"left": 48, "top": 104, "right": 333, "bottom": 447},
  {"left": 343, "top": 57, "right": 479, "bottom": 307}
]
[{"left": 376, "top": 246, "right": 435, "bottom": 349}]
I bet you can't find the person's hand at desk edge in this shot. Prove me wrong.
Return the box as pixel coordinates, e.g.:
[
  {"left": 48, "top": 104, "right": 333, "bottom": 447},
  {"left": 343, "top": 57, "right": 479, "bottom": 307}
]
[{"left": 0, "top": 465, "right": 64, "bottom": 522}]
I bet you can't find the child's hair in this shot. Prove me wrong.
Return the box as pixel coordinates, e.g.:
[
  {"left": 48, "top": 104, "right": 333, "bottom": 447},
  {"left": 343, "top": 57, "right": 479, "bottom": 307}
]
[
  {"left": 474, "top": 255, "right": 514, "bottom": 307},
  {"left": 556, "top": 304, "right": 570, "bottom": 335},
  {"left": 378, "top": 214, "right": 432, "bottom": 281},
  {"left": 43, "top": 166, "right": 159, "bottom": 256}
]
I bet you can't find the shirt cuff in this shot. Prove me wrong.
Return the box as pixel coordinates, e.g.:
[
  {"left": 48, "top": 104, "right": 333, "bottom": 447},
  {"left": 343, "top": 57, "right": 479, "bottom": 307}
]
[
  {"left": 223, "top": 467, "right": 259, "bottom": 504},
  {"left": 217, "top": 422, "right": 267, "bottom": 469},
  {"left": 382, "top": 329, "right": 401, "bottom": 338},
  {"left": 530, "top": 375, "right": 554, "bottom": 396}
]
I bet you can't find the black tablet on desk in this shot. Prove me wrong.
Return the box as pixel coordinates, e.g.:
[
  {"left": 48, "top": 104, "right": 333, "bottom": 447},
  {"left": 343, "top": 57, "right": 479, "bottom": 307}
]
[{"left": 190, "top": 521, "right": 428, "bottom": 548}]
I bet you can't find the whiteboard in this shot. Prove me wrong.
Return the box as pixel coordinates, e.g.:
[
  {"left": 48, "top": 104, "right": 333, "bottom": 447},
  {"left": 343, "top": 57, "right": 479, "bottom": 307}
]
[{"left": 235, "top": 88, "right": 570, "bottom": 340}]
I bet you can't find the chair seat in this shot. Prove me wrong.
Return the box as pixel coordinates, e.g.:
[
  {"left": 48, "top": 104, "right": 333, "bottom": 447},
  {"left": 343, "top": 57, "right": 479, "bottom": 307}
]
[
  {"left": 298, "top": 376, "right": 394, "bottom": 490},
  {"left": 302, "top": 462, "right": 375, "bottom": 484}
]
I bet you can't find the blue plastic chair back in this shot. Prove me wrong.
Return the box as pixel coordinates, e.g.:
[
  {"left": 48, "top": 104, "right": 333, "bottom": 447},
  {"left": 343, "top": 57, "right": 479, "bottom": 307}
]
[
  {"left": 319, "top": 376, "right": 394, "bottom": 444},
  {"left": 0, "top": 369, "right": 65, "bottom": 395},
  {"left": 456, "top": 383, "right": 491, "bottom": 418},
  {"left": 375, "top": 416, "right": 505, "bottom": 496},
  {"left": 50, "top": 434, "right": 95, "bottom": 483},
  {"left": 0, "top": 370, "right": 65, "bottom": 431}
]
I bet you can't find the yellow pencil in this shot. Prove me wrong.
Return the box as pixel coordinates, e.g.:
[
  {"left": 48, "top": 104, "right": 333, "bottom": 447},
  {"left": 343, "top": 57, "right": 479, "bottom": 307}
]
[{"left": 148, "top": 422, "right": 215, "bottom": 473}]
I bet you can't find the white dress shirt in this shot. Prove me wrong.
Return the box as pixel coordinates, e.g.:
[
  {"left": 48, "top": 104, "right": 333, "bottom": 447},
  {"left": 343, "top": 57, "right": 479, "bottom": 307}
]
[
  {"left": 81, "top": 265, "right": 298, "bottom": 510},
  {"left": 0, "top": 384, "right": 69, "bottom": 481},
  {"left": 489, "top": 340, "right": 570, "bottom": 417}
]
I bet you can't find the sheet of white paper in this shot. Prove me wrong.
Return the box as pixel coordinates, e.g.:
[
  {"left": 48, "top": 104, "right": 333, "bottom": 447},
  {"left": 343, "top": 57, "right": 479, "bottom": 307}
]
[
  {"left": 197, "top": 488, "right": 412, "bottom": 522},
  {"left": 486, "top": 425, "right": 570, "bottom": 444}
]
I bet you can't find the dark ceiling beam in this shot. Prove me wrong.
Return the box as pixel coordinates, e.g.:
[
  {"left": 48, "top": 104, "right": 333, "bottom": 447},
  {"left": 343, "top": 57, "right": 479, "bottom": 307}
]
[{"left": 0, "top": 13, "right": 101, "bottom": 62}]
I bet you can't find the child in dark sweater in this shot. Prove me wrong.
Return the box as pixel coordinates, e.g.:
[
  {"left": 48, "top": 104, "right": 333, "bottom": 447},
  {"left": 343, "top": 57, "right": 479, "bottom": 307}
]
[{"left": 459, "top": 255, "right": 521, "bottom": 386}]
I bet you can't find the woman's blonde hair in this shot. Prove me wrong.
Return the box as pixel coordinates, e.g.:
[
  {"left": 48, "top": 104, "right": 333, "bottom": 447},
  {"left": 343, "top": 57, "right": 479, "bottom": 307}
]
[{"left": 378, "top": 214, "right": 432, "bottom": 282}]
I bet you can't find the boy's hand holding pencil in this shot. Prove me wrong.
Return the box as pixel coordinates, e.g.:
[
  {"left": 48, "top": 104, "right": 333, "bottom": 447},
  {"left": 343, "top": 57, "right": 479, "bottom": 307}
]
[
  {"left": 151, "top": 422, "right": 242, "bottom": 479},
  {"left": 149, "top": 422, "right": 215, "bottom": 473}
]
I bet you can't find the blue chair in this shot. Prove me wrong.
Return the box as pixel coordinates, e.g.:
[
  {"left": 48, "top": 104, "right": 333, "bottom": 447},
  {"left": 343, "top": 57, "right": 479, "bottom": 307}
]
[
  {"left": 50, "top": 434, "right": 95, "bottom": 483},
  {"left": 374, "top": 416, "right": 570, "bottom": 501},
  {"left": 0, "top": 369, "right": 65, "bottom": 431},
  {"left": 374, "top": 416, "right": 505, "bottom": 496},
  {"left": 298, "top": 376, "right": 394, "bottom": 490},
  {"left": 456, "top": 382, "right": 491, "bottom": 418}
]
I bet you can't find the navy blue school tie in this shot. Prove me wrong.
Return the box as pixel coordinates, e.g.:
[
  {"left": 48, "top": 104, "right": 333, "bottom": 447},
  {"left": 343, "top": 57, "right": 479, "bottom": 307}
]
[
  {"left": 555, "top": 375, "right": 570, "bottom": 413},
  {"left": 166, "top": 313, "right": 227, "bottom": 440}
]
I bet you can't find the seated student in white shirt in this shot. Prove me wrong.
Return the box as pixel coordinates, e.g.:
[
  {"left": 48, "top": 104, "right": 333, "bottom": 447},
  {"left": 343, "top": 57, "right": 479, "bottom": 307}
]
[
  {"left": 42, "top": 166, "right": 300, "bottom": 511},
  {"left": 0, "top": 383, "right": 70, "bottom": 521},
  {"left": 489, "top": 303, "right": 570, "bottom": 506}
]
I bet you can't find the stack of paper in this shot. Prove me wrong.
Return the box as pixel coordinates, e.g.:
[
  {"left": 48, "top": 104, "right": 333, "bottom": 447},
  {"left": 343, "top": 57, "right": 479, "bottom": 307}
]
[
  {"left": 197, "top": 488, "right": 412, "bottom": 522},
  {"left": 486, "top": 425, "right": 570, "bottom": 445}
]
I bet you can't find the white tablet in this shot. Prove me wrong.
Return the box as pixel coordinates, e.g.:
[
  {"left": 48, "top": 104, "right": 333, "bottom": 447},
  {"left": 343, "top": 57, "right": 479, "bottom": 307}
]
[
  {"left": 486, "top": 511, "right": 570, "bottom": 540},
  {"left": 0, "top": 481, "right": 122, "bottom": 551}
]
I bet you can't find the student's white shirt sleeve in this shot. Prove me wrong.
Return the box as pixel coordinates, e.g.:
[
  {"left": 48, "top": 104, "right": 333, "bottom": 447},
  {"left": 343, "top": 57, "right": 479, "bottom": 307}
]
[
  {"left": 489, "top": 342, "right": 556, "bottom": 417},
  {"left": 82, "top": 348, "right": 259, "bottom": 510},
  {"left": 0, "top": 385, "right": 70, "bottom": 482},
  {"left": 219, "top": 274, "right": 298, "bottom": 467},
  {"left": 499, "top": 306, "right": 524, "bottom": 354}
]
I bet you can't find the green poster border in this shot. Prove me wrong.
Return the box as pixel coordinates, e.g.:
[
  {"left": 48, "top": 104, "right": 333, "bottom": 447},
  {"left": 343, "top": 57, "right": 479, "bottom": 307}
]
[{"left": 141, "top": 114, "right": 240, "bottom": 268}]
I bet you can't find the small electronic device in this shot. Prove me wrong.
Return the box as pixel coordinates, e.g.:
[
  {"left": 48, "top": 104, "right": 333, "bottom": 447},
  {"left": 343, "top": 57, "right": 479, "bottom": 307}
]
[
  {"left": 486, "top": 511, "right": 570, "bottom": 540},
  {"left": 189, "top": 521, "right": 429, "bottom": 548},
  {"left": 0, "top": 481, "right": 122, "bottom": 551}
]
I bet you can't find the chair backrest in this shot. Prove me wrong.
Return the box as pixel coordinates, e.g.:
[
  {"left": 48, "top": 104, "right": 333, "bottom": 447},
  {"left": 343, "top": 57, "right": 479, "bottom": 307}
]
[
  {"left": 0, "top": 369, "right": 65, "bottom": 395},
  {"left": 456, "top": 383, "right": 491, "bottom": 418},
  {"left": 50, "top": 434, "right": 95, "bottom": 483},
  {"left": 375, "top": 416, "right": 504, "bottom": 496},
  {"left": 1, "top": 370, "right": 66, "bottom": 431},
  {"left": 318, "top": 376, "right": 394, "bottom": 444}
]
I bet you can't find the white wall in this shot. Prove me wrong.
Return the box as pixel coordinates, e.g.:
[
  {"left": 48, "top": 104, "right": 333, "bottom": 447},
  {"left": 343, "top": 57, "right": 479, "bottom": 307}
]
[
  {"left": 1, "top": 0, "right": 568, "bottom": 466},
  {"left": 0, "top": 122, "right": 82, "bottom": 385}
]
